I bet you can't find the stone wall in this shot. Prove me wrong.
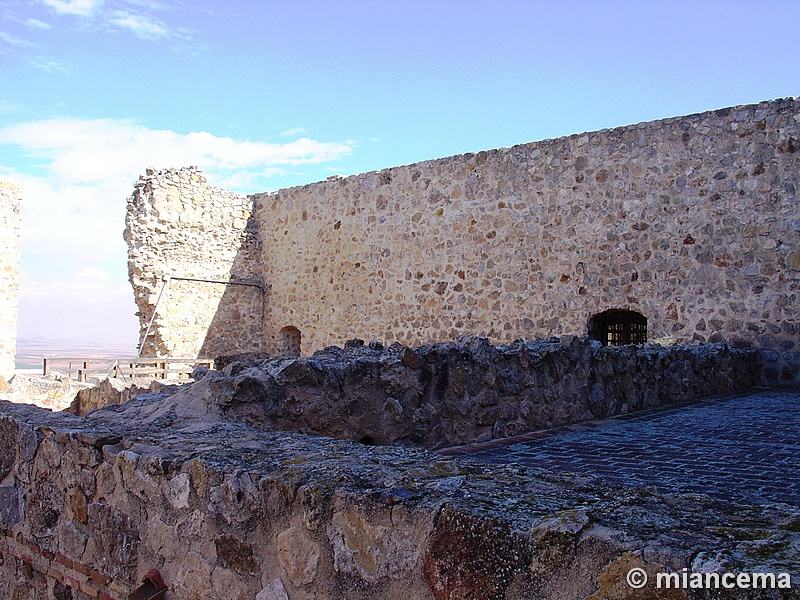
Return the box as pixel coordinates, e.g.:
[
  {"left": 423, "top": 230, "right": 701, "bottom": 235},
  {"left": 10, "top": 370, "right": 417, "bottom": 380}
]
[
  {"left": 0, "top": 181, "right": 22, "bottom": 380},
  {"left": 255, "top": 98, "right": 800, "bottom": 379},
  {"left": 125, "top": 167, "right": 264, "bottom": 359},
  {"left": 1, "top": 397, "right": 798, "bottom": 600},
  {"left": 126, "top": 98, "right": 800, "bottom": 382},
  {"left": 196, "top": 337, "right": 760, "bottom": 449}
]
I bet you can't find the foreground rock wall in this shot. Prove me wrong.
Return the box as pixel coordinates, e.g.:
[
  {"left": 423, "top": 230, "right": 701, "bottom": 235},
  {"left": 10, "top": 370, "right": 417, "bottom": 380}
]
[
  {"left": 125, "top": 167, "right": 264, "bottom": 358},
  {"left": 256, "top": 98, "right": 799, "bottom": 380},
  {"left": 173, "top": 337, "right": 759, "bottom": 449},
  {"left": 1, "top": 399, "right": 797, "bottom": 600},
  {"left": 0, "top": 181, "right": 21, "bottom": 380}
]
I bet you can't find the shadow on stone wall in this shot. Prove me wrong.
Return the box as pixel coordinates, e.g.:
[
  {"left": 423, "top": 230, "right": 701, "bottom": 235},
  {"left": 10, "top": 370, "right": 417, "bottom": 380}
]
[{"left": 195, "top": 212, "right": 265, "bottom": 359}]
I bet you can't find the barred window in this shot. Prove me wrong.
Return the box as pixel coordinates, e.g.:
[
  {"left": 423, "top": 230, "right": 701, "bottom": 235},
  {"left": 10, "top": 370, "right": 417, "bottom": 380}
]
[{"left": 589, "top": 310, "right": 647, "bottom": 346}]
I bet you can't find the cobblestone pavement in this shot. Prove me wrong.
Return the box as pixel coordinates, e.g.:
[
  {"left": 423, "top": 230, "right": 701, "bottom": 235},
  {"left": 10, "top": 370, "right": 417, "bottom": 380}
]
[{"left": 444, "top": 389, "right": 800, "bottom": 506}]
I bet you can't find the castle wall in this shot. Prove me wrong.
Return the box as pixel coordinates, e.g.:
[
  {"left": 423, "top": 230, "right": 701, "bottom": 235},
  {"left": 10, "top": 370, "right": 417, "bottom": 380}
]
[
  {"left": 125, "top": 168, "right": 264, "bottom": 358},
  {"left": 255, "top": 98, "right": 800, "bottom": 380},
  {"left": 0, "top": 182, "right": 22, "bottom": 380},
  {"left": 125, "top": 99, "right": 800, "bottom": 381}
]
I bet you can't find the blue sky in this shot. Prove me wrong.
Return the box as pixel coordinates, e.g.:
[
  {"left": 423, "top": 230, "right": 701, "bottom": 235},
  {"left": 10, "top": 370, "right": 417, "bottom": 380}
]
[{"left": 1, "top": 0, "right": 798, "bottom": 347}]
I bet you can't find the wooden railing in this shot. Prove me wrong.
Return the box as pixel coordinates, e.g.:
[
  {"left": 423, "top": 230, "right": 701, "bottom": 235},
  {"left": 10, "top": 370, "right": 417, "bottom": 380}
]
[
  {"left": 42, "top": 357, "right": 213, "bottom": 382},
  {"left": 112, "top": 357, "right": 213, "bottom": 380}
]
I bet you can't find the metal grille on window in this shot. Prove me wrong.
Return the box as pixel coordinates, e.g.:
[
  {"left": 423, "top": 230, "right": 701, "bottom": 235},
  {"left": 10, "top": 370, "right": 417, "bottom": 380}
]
[{"left": 589, "top": 310, "right": 647, "bottom": 346}]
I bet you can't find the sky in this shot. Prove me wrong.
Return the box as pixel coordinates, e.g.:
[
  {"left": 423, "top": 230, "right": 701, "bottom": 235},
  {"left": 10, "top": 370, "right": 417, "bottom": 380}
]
[{"left": 0, "top": 0, "right": 798, "bottom": 349}]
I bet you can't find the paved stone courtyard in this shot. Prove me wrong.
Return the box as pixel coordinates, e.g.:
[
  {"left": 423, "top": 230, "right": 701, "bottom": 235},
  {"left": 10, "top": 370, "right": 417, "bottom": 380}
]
[{"left": 445, "top": 389, "right": 800, "bottom": 506}]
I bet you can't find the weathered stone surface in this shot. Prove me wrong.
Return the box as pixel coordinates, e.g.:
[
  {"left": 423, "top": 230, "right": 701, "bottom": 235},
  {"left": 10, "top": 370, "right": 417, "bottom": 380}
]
[
  {"left": 214, "top": 534, "right": 259, "bottom": 575},
  {"left": 423, "top": 506, "right": 528, "bottom": 600},
  {"left": 124, "top": 167, "right": 263, "bottom": 359},
  {"left": 256, "top": 578, "right": 290, "bottom": 600},
  {"left": 67, "top": 377, "right": 151, "bottom": 416},
  {"left": 528, "top": 509, "right": 592, "bottom": 577},
  {"left": 136, "top": 337, "right": 759, "bottom": 449},
  {"left": 0, "top": 395, "right": 797, "bottom": 599},
  {"left": 4, "top": 373, "right": 93, "bottom": 412},
  {"left": 27, "top": 479, "right": 63, "bottom": 540},
  {"left": 327, "top": 503, "right": 420, "bottom": 583},
  {"left": 87, "top": 501, "right": 140, "bottom": 579},
  {"left": 0, "top": 485, "right": 21, "bottom": 526},
  {"left": 276, "top": 526, "right": 319, "bottom": 585}
]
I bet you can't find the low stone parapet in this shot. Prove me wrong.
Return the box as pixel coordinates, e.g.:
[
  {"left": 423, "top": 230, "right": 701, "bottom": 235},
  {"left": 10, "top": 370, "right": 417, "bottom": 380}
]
[
  {"left": 0, "top": 396, "right": 797, "bottom": 599},
  {"left": 178, "top": 337, "right": 761, "bottom": 448}
]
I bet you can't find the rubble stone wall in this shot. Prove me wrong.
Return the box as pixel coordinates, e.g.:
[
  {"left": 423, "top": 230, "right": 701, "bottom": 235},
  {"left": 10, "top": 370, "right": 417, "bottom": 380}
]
[
  {"left": 255, "top": 98, "right": 800, "bottom": 381},
  {"left": 197, "top": 337, "right": 760, "bottom": 449},
  {"left": 125, "top": 99, "right": 800, "bottom": 382},
  {"left": 1, "top": 399, "right": 797, "bottom": 600},
  {"left": 0, "top": 181, "right": 22, "bottom": 380},
  {"left": 125, "top": 167, "right": 264, "bottom": 359}
]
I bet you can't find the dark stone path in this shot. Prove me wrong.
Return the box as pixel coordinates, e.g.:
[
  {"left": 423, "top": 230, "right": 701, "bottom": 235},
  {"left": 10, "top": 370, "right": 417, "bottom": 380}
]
[{"left": 444, "top": 389, "right": 800, "bottom": 506}]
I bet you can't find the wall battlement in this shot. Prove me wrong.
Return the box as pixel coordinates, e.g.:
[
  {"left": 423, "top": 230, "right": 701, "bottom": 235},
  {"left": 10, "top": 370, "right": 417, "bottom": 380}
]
[
  {"left": 126, "top": 98, "right": 800, "bottom": 381},
  {"left": 0, "top": 181, "right": 22, "bottom": 380}
]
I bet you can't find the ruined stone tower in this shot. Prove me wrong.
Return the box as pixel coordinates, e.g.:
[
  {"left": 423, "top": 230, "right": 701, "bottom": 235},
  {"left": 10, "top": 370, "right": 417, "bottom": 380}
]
[{"left": 0, "top": 181, "right": 22, "bottom": 379}]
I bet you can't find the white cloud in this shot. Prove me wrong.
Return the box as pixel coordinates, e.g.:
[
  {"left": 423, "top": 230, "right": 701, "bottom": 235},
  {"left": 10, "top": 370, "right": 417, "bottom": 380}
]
[
  {"left": 281, "top": 127, "right": 307, "bottom": 137},
  {"left": 25, "top": 56, "right": 71, "bottom": 74},
  {"left": 0, "top": 118, "right": 353, "bottom": 188},
  {"left": 0, "top": 32, "right": 34, "bottom": 47},
  {"left": 123, "top": 0, "right": 173, "bottom": 12},
  {"left": 41, "top": 0, "right": 104, "bottom": 17},
  {"left": 109, "top": 11, "right": 169, "bottom": 40},
  {"left": 25, "top": 18, "right": 52, "bottom": 29}
]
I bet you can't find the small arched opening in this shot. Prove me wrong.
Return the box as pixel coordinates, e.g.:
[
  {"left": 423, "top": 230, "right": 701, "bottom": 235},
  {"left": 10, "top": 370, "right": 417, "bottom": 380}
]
[
  {"left": 278, "top": 326, "right": 301, "bottom": 357},
  {"left": 589, "top": 310, "right": 647, "bottom": 346}
]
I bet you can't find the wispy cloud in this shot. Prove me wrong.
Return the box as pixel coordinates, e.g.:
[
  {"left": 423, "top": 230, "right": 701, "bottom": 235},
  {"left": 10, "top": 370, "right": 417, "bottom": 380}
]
[
  {"left": 123, "top": 0, "right": 173, "bottom": 11},
  {"left": 25, "top": 56, "right": 71, "bottom": 74},
  {"left": 33, "top": 0, "right": 195, "bottom": 47},
  {"left": 281, "top": 127, "right": 308, "bottom": 137},
  {"left": 17, "top": 268, "right": 138, "bottom": 343},
  {"left": 25, "top": 18, "right": 52, "bottom": 29},
  {"left": 109, "top": 10, "right": 169, "bottom": 40},
  {"left": 41, "top": 0, "right": 105, "bottom": 17},
  {"left": 0, "top": 31, "right": 34, "bottom": 47}
]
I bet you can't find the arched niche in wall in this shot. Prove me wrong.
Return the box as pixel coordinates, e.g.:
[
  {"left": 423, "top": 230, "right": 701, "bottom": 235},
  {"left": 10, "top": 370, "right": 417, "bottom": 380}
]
[
  {"left": 278, "top": 326, "right": 301, "bottom": 357},
  {"left": 589, "top": 309, "right": 647, "bottom": 346}
]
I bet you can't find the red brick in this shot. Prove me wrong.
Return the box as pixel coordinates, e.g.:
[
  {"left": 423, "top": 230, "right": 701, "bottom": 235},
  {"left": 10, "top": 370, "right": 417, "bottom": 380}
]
[
  {"left": 73, "top": 561, "right": 91, "bottom": 577},
  {"left": 42, "top": 548, "right": 55, "bottom": 561},
  {"left": 99, "top": 592, "right": 115, "bottom": 600},
  {"left": 20, "top": 554, "right": 33, "bottom": 565},
  {"left": 47, "top": 567, "right": 64, "bottom": 582},
  {"left": 55, "top": 552, "right": 74, "bottom": 569},
  {"left": 26, "top": 540, "right": 40, "bottom": 553},
  {"left": 89, "top": 569, "right": 112, "bottom": 587}
]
